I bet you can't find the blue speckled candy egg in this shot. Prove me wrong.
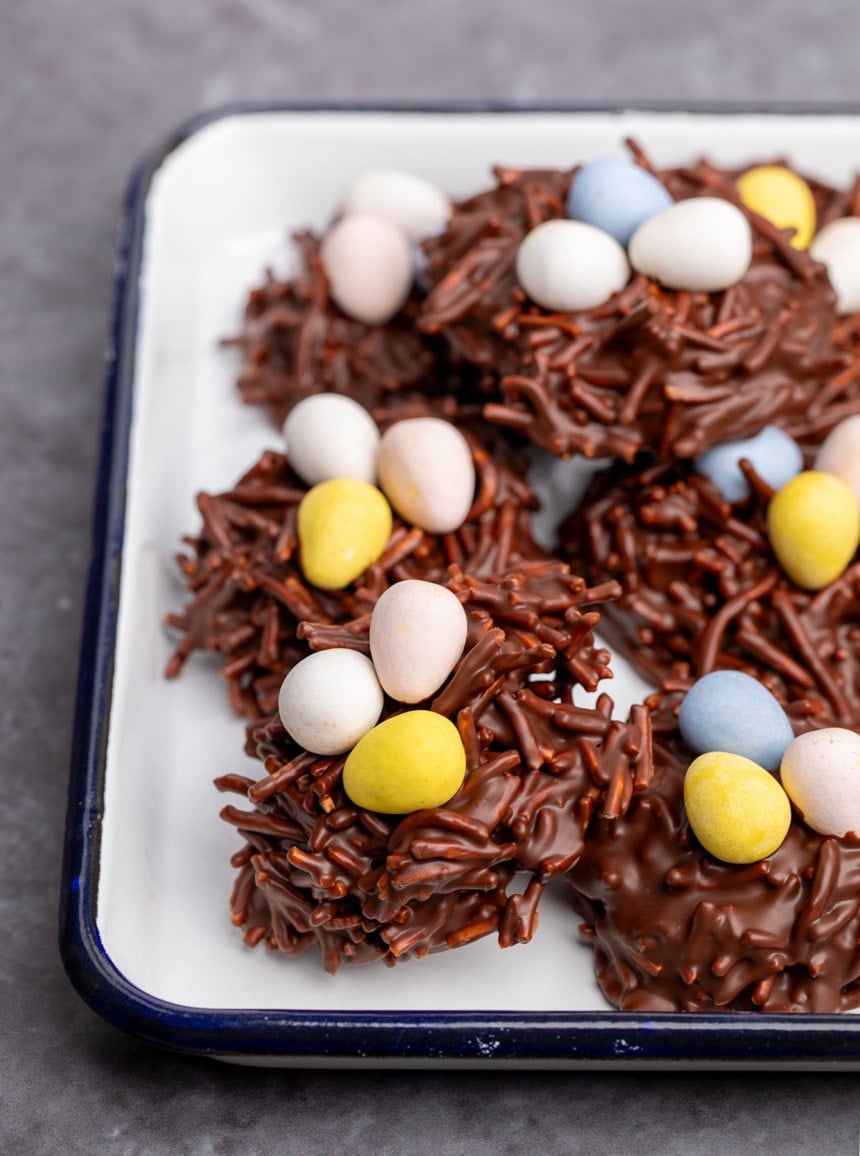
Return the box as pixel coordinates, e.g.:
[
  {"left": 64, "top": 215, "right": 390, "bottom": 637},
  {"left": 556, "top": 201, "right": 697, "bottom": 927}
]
[
  {"left": 694, "top": 425, "right": 803, "bottom": 503},
  {"left": 567, "top": 157, "right": 673, "bottom": 246},
  {"left": 678, "top": 670, "right": 794, "bottom": 772}
]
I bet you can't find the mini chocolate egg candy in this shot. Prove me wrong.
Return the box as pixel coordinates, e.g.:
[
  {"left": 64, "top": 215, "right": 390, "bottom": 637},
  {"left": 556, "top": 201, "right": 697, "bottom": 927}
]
[
  {"left": 780, "top": 728, "right": 860, "bottom": 837},
  {"left": 766, "top": 470, "right": 860, "bottom": 591},
  {"left": 320, "top": 214, "right": 413, "bottom": 325},
  {"left": 814, "top": 414, "right": 860, "bottom": 506},
  {"left": 515, "top": 219, "right": 630, "bottom": 313},
  {"left": 343, "top": 710, "right": 467, "bottom": 813},
  {"left": 810, "top": 218, "right": 860, "bottom": 315},
  {"left": 376, "top": 417, "right": 475, "bottom": 534},
  {"left": 284, "top": 394, "right": 380, "bottom": 487},
  {"left": 678, "top": 670, "right": 794, "bottom": 772},
  {"left": 369, "top": 580, "right": 468, "bottom": 703},
  {"left": 736, "top": 165, "right": 816, "bottom": 249},
  {"left": 567, "top": 156, "right": 673, "bottom": 246},
  {"left": 341, "top": 169, "right": 451, "bottom": 242},
  {"left": 628, "top": 197, "right": 752, "bottom": 292},
  {"left": 683, "top": 751, "right": 792, "bottom": 864},
  {"left": 694, "top": 425, "right": 803, "bottom": 503},
  {"left": 278, "top": 649, "right": 384, "bottom": 756},
  {"left": 297, "top": 477, "right": 392, "bottom": 590}
]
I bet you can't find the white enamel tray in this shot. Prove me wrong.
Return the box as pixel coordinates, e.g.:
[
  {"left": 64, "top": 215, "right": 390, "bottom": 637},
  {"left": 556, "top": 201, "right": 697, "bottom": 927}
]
[{"left": 62, "top": 106, "right": 860, "bottom": 1066}]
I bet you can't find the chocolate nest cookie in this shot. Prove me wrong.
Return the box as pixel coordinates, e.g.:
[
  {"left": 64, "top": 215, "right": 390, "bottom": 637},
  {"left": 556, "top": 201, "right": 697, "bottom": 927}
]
[
  {"left": 224, "top": 231, "right": 480, "bottom": 430},
  {"left": 567, "top": 687, "right": 860, "bottom": 1013},
  {"left": 165, "top": 424, "right": 542, "bottom": 719},
  {"left": 416, "top": 148, "right": 860, "bottom": 461},
  {"left": 561, "top": 454, "right": 860, "bottom": 727},
  {"left": 214, "top": 560, "right": 652, "bottom": 973}
]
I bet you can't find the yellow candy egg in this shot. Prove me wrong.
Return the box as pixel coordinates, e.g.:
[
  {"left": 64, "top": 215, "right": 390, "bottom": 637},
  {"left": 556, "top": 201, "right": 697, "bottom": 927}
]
[
  {"left": 766, "top": 470, "right": 859, "bottom": 591},
  {"left": 736, "top": 165, "right": 816, "bottom": 249},
  {"left": 343, "top": 710, "right": 466, "bottom": 814},
  {"left": 683, "top": 751, "right": 791, "bottom": 864},
  {"left": 297, "top": 478, "right": 392, "bottom": 590}
]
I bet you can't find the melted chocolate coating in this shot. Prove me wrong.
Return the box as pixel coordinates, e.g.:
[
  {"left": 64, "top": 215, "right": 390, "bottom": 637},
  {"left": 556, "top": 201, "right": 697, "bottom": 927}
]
[
  {"left": 418, "top": 150, "right": 860, "bottom": 460},
  {"left": 216, "top": 562, "right": 653, "bottom": 973},
  {"left": 568, "top": 690, "right": 860, "bottom": 1013}
]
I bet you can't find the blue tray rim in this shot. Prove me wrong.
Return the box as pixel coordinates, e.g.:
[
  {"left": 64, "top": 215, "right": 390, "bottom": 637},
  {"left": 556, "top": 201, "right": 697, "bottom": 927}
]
[{"left": 59, "top": 100, "right": 860, "bottom": 1065}]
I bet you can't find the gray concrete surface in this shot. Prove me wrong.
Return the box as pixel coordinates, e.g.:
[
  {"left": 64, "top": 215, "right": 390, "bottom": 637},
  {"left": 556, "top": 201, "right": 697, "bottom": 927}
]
[{"left": 3, "top": 2, "right": 860, "bottom": 1152}]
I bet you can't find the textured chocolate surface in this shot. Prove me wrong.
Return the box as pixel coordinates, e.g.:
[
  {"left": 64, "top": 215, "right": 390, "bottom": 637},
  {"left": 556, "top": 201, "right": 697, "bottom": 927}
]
[
  {"left": 417, "top": 153, "right": 860, "bottom": 460},
  {"left": 225, "top": 231, "right": 479, "bottom": 430},
  {"left": 562, "top": 454, "right": 860, "bottom": 726},
  {"left": 216, "top": 560, "right": 652, "bottom": 972},
  {"left": 568, "top": 689, "right": 860, "bottom": 1013},
  {"left": 562, "top": 453, "right": 860, "bottom": 1015},
  {"left": 165, "top": 425, "right": 541, "bottom": 718}
]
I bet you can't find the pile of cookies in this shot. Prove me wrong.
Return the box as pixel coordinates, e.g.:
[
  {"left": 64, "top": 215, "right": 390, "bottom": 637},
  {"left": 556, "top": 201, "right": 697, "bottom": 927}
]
[{"left": 166, "top": 145, "right": 860, "bottom": 1011}]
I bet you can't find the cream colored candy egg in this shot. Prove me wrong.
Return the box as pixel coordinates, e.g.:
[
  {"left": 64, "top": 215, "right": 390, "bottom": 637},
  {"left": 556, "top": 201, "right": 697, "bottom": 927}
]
[
  {"left": 343, "top": 710, "right": 467, "bottom": 814},
  {"left": 766, "top": 470, "right": 860, "bottom": 590},
  {"left": 342, "top": 169, "right": 451, "bottom": 241},
  {"left": 515, "top": 219, "right": 630, "bottom": 312},
  {"left": 376, "top": 417, "right": 475, "bottom": 533},
  {"left": 369, "top": 580, "right": 468, "bottom": 703},
  {"left": 629, "top": 197, "right": 752, "bottom": 292},
  {"left": 810, "top": 218, "right": 860, "bottom": 315},
  {"left": 780, "top": 728, "right": 860, "bottom": 837},
  {"left": 278, "top": 649, "right": 384, "bottom": 756},
  {"left": 683, "top": 751, "right": 792, "bottom": 864},
  {"left": 735, "top": 165, "right": 816, "bottom": 249},
  {"left": 297, "top": 477, "right": 392, "bottom": 590},
  {"left": 814, "top": 414, "right": 860, "bottom": 507},
  {"left": 320, "top": 214, "right": 413, "bottom": 325},
  {"left": 284, "top": 394, "right": 380, "bottom": 487}
]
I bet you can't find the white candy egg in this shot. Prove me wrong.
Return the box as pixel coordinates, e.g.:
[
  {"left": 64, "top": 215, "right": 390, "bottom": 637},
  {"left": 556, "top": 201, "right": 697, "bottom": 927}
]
[
  {"left": 515, "top": 219, "right": 630, "bottom": 312},
  {"left": 342, "top": 169, "right": 451, "bottom": 241},
  {"left": 320, "top": 214, "right": 413, "bottom": 325},
  {"left": 814, "top": 414, "right": 860, "bottom": 506},
  {"left": 810, "top": 218, "right": 860, "bottom": 314},
  {"left": 376, "top": 418, "right": 475, "bottom": 533},
  {"left": 278, "top": 649, "right": 383, "bottom": 756},
  {"left": 629, "top": 197, "right": 752, "bottom": 292},
  {"left": 369, "top": 580, "right": 468, "bottom": 703},
  {"left": 283, "top": 394, "right": 380, "bottom": 487},
  {"left": 780, "top": 727, "right": 860, "bottom": 837}
]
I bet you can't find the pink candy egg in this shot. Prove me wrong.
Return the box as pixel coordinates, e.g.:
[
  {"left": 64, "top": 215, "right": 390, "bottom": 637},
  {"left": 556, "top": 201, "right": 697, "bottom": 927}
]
[
  {"left": 814, "top": 414, "right": 860, "bottom": 507},
  {"left": 376, "top": 417, "right": 475, "bottom": 533},
  {"left": 810, "top": 218, "right": 860, "bottom": 314},
  {"left": 320, "top": 214, "right": 413, "bottom": 325},
  {"left": 369, "top": 580, "right": 468, "bottom": 703},
  {"left": 780, "top": 728, "right": 860, "bottom": 837}
]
